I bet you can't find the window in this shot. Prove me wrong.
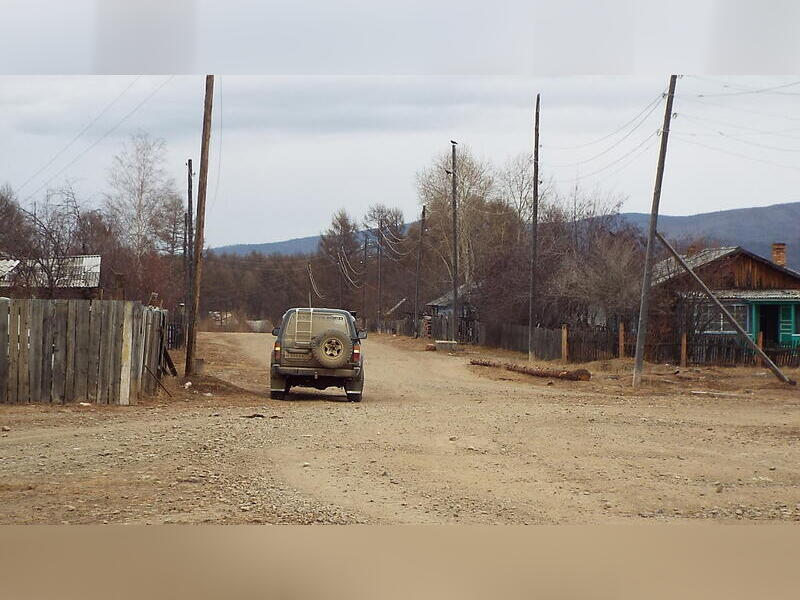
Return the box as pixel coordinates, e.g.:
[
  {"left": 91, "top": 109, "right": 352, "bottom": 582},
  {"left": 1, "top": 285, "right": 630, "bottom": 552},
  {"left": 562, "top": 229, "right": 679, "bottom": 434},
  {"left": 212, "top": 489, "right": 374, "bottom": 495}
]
[
  {"left": 281, "top": 310, "right": 352, "bottom": 346},
  {"left": 694, "top": 302, "right": 749, "bottom": 334}
]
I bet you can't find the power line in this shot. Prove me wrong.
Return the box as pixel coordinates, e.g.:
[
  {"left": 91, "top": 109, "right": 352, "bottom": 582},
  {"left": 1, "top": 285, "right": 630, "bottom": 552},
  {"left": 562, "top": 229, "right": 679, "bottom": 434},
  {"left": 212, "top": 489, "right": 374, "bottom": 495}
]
[
  {"left": 685, "top": 76, "right": 800, "bottom": 97},
  {"left": 22, "top": 76, "right": 175, "bottom": 203},
  {"left": 673, "top": 129, "right": 800, "bottom": 153},
  {"left": 671, "top": 135, "right": 800, "bottom": 172},
  {"left": 550, "top": 130, "right": 659, "bottom": 186},
  {"left": 542, "top": 92, "right": 665, "bottom": 150},
  {"left": 674, "top": 113, "right": 800, "bottom": 139},
  {"left": 676, "top": 95, "right": 800, "bottom": 123},
  {"left": 16, "top": 76, "right": 142, "bottom": 194},
  {"left": 308, "top": 263, "right": 326, "bottom": 299},
  {"left": 578, "top": 137, "right": 659, "bottom": 189},
  {"left": 540, "top": 97, "right": 661, "bottom": 168}
]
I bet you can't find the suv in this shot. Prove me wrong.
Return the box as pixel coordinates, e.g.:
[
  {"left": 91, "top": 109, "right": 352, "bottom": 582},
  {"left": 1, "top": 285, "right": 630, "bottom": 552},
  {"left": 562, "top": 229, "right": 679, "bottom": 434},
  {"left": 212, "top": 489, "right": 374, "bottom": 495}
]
[{"left": 270, "top": 308, "right": 367, "bottom": 402}]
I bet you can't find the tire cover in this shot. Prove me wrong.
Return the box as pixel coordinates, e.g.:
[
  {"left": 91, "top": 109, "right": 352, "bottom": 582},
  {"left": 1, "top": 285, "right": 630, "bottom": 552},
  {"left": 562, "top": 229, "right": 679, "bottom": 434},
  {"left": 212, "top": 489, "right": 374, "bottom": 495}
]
[{"left": 311, "top": 329, "right": 353, "bottom": 369}]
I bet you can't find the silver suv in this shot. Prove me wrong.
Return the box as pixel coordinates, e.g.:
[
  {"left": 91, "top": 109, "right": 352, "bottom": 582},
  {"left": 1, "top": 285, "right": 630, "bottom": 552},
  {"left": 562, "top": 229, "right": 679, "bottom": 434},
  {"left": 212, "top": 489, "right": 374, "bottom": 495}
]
[{"left": 270, "top": 308, "right": 367, "bottom": 402}]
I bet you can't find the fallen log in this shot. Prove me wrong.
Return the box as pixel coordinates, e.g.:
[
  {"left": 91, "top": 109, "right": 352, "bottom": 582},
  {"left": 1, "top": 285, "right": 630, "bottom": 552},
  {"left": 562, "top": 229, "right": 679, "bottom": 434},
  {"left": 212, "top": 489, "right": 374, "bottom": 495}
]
[{"left": 470, "top": 358, "right": 591, "bottom": 381}]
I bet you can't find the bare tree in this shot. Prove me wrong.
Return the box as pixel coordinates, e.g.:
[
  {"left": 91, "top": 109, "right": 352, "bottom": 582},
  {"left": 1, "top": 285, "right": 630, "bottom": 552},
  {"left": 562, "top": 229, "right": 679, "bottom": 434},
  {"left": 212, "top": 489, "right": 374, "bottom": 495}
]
[
  {"left": 104, "top": 131, "right": 180, "bottom": 285},
  {"left": 0, "top": 184, "right": 33, "bottom": 260}
]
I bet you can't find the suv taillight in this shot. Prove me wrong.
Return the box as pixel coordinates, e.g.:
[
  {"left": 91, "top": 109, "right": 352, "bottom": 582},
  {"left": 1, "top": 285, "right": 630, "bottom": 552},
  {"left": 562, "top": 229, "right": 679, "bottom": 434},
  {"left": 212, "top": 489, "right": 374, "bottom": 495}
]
[
  {"left": 273, "top": 342, "right": 281, "bottom": 362},
  {"left": 352, "top": 342, "right": 361, "bottom": 362}
]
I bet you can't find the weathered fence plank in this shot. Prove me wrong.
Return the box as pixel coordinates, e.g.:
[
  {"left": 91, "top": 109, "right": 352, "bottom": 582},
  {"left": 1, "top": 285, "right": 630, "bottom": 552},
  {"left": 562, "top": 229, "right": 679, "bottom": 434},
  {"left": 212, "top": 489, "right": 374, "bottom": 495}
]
[
  {"left": 130, "top": 306, "right": 144, "bottom": 401},
  {"left": 17, "top": 300, "right": 31, "bottom": 403},
  {"left": 51, "top": 300, "right": 68, "bottom": 403},
  {"left": 27, "top": 300, "right": 44, "bottom": 403},
  {"left": 118, "top": 302, "right": 133, "bottom": 405},
  {"left": 87, "top": 300, "right": 103, "bottom": 403},
  {"left": 74, "top": 301, "right": 90, "bottom": 400},
  {"left": 0, "top": 298, "right": 9, "bottom": 403},
  {"left": 110, "top": 301, "right": 125, "bottom": 404},
  {"left": 98, "top": 301, "right": 113, "bottom": 404},
  {"left": 64, "top": 300, "right": 78, "bottom": 402},
  {"left": 8, "top": 300, "right": 20, "bottom": 404},
  {"left": 40, "top": 300, "right": 54, "bottom": 403}
]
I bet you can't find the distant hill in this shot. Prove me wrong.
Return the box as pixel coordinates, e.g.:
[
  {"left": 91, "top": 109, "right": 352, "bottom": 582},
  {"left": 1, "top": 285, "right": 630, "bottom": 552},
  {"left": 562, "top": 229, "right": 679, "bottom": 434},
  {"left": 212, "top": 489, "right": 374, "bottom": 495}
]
[
  {"left": 213, "top": 202, "right": 800, "bottom": 268},
  {"left": 212, "top": 234, "right": 320, "bottom": 256},
  {"left": 619, "top": 202, "right": 800, "bottom": 268}
]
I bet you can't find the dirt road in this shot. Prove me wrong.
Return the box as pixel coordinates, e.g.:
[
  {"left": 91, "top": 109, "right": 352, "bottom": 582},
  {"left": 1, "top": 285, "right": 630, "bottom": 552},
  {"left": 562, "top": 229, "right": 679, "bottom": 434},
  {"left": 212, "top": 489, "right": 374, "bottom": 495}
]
[{"left": 2, "top": 332, "right": 799, "bottom": 524}]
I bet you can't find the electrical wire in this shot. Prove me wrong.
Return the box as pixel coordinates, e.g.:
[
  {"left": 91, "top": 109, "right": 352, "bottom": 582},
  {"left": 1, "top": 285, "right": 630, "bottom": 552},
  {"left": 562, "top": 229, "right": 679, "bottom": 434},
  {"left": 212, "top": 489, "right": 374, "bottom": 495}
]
[
  {"left": 308, "top": 263, "right": 326, "bottom": 299},
  {"left": 674, "top": 113, "right": 800, "bottom": 139},
  {"left": 16, "top": 75, "right": 142, "bottom": 194},
  {"left": 23, "top": 76, "right": 176, "bottom": 203},
  {"left": 338, "top": 255, "right": 363, "bottom": 289},
  {"left": 549, "top": 130, "right": 659, "bottom": 185},
  {"left": 339, "top": 246, "right": 365, "bottom": 277},
  {"left": 671, "top": 135, "right": 800, "bottom": 172},
  {"left": 542, "top": 92, "right": 665, "bottom": 150},
  {"left": 575, "top": 136, "right": 659, "bottom": 189},
  {"left": 540, "top": 98, "right": 662, "bottom": 168},
  {"left": 685, "top": 75, "right": 800, "bottom": 97},
  {"left": 676, "top": 95, "right": 800, "bottom": 123},
  {"left": 673, "top": 129, "right": 800, "bottom": 153}
]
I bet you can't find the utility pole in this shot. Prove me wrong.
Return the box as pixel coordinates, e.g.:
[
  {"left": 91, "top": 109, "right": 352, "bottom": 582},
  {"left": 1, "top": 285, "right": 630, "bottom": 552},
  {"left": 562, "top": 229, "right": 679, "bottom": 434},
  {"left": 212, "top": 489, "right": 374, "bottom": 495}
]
[
  {"left": 450, "top": 140, "right": 458, "bottom": 342},
  {"left": 413, "top": 205, "right": 427, "bottom": 337},
  {"left": 338, "top": 267, "right": 343, "bottom": 309},
  {"left": 528, "top": 94, "right": 540, "bottom": 362},
  {"left": 361, "top": 233, "right": 368, "bottom": 329},
  {"left": 308, "top": 262, "right": 313, "bottom": 308},
  {"left": 632, "top": 74, "right": 678, "bottom": 387},
  {"left": 185, "top": 158, "right": 194, "bottom": 346},
  {"left": 185, "top": 75, "right": 214, "bottom": 377},
  {"left": 377, "top": 218, "right": 383, "bottom": 332}
]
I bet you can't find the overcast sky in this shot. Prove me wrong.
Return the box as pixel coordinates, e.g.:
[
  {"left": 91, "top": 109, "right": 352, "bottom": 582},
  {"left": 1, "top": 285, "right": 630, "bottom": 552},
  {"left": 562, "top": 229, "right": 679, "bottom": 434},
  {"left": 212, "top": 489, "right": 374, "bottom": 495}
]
[
  {"left": 2, "top": 74, "right": 800, "bottom": 247},
  {"left": 1, "top": 1, "right": 799, "bottom": 247}
]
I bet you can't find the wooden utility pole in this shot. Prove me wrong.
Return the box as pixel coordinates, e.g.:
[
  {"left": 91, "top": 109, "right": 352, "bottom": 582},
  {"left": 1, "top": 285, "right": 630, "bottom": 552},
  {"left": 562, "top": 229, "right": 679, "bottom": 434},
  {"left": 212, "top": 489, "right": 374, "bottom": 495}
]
[
  {"left": 450, "top": 140, "right": 458, "bottom": 342},
  {"left": 413, "top": 205, "right": 427, "bottom": 337},
  {"left": 184, "top": 75, "right": 214, "bottom": 377},
  {"left": 632, "top": 75, "right": 677, "bottom": 388},
  {"left": 184, "top": 158, "right": 194, "bottom": 346},
  {"left": 361, "top": 233, "right": 368, "bottom": 329},
  {"left": 377, "top": 218, "right": 383, "bottom": 332},
  {"left": 528, "top": 94, "right": 540, "bottom": 361},
  {"left": 656, "top": 232, "right": 795, "bottom": 385}
]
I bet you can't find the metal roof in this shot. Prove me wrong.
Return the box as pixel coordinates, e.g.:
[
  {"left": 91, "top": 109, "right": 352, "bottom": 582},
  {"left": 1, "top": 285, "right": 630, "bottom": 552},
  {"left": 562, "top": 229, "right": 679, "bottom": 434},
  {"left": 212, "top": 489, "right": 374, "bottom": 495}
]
[
  {"left": 652, "top": 246, "right": 739, "bottom": 286},
  {"left": 427, "top": 283, "right": 476, "bottom": 308},
  {"left": 682, "top": 289, "right": 800, "bottom": 301},
  {"left": 0, "top": 255, "right": 101, "bottom": 288},
  {"left": 0, "top": 259, "right": 20, "bottom": 280}
]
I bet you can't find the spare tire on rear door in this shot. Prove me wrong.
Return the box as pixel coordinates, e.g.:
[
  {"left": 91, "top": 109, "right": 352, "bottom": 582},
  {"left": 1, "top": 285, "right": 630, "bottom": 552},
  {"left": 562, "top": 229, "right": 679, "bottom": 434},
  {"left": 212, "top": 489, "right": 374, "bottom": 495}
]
[{"left": 311, "top": 329, "right": 353, "bottom": 369}]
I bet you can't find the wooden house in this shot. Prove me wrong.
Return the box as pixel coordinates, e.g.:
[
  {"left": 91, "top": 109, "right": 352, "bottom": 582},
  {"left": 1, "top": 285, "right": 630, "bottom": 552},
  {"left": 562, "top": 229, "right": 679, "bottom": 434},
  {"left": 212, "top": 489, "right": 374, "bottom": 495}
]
[
  {"left": 0, "top": 255, "right": 102, "bottom": 299},
  {"left": 652, "top": 243, "right": 800, "bottom": 346}
]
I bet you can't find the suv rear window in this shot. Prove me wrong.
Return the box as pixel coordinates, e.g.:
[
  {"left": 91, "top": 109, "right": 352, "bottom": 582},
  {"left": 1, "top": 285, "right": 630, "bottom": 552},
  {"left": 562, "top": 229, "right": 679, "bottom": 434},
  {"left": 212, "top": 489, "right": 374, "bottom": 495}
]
[{"left": 281, "top": 310, "right": 352, "bottom": 346}]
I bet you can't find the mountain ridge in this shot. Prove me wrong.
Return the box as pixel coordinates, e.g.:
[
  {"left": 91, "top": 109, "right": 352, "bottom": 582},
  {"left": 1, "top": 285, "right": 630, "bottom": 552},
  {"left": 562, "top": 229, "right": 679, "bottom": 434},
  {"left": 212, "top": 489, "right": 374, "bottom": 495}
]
[{"left": 212, "top": 202, "right": 800, "bottom": 268}]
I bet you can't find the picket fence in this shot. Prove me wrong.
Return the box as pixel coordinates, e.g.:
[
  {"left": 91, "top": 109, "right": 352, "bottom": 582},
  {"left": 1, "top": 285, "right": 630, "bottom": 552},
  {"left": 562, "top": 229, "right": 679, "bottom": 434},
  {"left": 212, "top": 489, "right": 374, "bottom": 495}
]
[{"left": 0, "top": 298, "right": 168, "bottom": 405}]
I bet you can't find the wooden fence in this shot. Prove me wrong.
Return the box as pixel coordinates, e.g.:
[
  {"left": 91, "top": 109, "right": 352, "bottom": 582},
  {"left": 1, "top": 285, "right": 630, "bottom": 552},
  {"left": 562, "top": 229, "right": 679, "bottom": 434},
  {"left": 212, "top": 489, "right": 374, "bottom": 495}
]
[{"left": 0, "top": 298, "right": 168, "bottom": 405}]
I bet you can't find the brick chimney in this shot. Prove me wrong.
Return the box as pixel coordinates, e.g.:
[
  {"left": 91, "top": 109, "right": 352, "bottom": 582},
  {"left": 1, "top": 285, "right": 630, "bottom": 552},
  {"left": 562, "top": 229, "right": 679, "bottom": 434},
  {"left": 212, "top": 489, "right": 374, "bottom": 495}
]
[{"left": 771, "top": 242, "right": 787, "bottom": 266}]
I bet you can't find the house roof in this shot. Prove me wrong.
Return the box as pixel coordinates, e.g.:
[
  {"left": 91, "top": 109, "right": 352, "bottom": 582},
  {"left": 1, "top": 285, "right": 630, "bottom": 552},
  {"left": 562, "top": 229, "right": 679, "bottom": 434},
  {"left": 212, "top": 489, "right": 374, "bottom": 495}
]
[
  {"left": 652, "top": 246, "right": 739, "bottom": 286},
  {"left": 652, "top": 246, "right": 800, "bottom": 287},
  {"left": 0, "top": 259, "right": 20, "bottom": 280},
  {"left": 682, "top": 289, "right": 800, "bottom": 301},
  {"left": 0, "top": 255, "right": 101, "bottom": 288},
  {"left": 426, "top": 283, "right": 476, "bottom": 308}
]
